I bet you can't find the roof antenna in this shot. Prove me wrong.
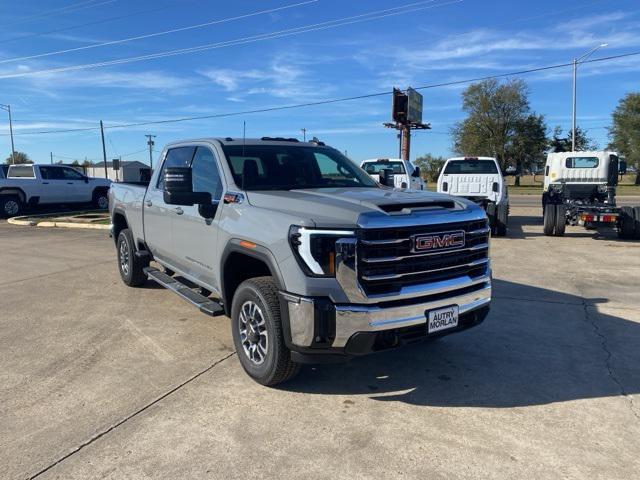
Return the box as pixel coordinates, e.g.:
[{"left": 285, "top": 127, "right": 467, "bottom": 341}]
[{"left": 242, "top": 120, "right": 246, "bottom": 157}]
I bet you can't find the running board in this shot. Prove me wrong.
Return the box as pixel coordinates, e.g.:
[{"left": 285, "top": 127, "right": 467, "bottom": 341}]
[{"left": 144, "top": 267, "right": 224, "bottom": 317}]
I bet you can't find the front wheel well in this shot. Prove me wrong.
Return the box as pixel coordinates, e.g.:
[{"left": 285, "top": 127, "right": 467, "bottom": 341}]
[{"left": 222, "top": 252, "right": 273, "bottom": 315}]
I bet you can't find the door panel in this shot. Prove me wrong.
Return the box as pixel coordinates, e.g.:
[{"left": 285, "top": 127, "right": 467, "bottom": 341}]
[{"left": 171, "top": 146, "right": 224, "bottom": 288}]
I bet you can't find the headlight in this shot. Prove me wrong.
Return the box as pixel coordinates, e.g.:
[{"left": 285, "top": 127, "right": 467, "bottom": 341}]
[{"left": 289, "top": 226, "right": 355, "bottom": 277}]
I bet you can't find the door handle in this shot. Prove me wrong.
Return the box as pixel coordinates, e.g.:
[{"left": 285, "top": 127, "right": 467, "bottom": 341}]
[
  {"left": 173, "top": 207, "right": 184, "bottom": 215},
  {"left": 67, "top": 182, "right": 74, "bottom": 185},
  {"left": 42, "top": 182, "right": 49, "bottom": 184},
  {"left": 145, "top": 200, "right": 153, "bottom": 207}
]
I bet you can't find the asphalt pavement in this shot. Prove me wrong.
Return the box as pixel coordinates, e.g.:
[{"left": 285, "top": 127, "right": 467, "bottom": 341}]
[{"left": 1, "top": 202, "right": 639, "bottom": 479}]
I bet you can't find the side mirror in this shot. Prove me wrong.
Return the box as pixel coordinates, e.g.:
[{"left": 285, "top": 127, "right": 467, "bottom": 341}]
[
  {"left": 84, "top": 177, "right": 89, "bottom": 183},
  {"left": 412, "top": 166, "right": 421, "bottom": 178},
  {"left": 163, "top": 167, "right": 213, "bottom": 211},
  {"left": 619, "top": 159, "right": 627, "bottom": 175},
  {"left": 379, "top": 168, "right": 395, "bottom": 187}
]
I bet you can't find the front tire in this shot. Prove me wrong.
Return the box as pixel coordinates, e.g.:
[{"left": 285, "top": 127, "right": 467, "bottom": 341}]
[
  {"left": 231, "top": 276, "right": 300, "bottom": 386},
  {"left": 543, "top": 203, "right": 556, "bottom": 236},
  {"left": 1, "top": 195, "right": 23, "bottom": 218},
  {"left": 93, "top": 189, "right": 109, "bottom": 210},
  {"left": 116, "top": 228, "right": 147, "bottom": 286}
]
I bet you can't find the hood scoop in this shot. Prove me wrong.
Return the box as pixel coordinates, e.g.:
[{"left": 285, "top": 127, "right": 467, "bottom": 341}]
[{"left": 377, "top": 200, "right": 455, "bottom": 214}]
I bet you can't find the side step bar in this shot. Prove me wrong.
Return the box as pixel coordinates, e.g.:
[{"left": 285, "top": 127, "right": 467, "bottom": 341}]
[{"left": 144, "top": 267, "right": 224, "bottom": 317}]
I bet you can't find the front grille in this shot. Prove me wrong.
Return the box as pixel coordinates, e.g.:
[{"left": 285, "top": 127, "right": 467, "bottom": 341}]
[{"left": 357, "top": 219, "right": 489, "bottom": 295}]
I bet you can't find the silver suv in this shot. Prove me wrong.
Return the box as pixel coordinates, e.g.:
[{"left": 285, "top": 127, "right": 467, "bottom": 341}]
[{"left": 110, "top": 137, "right": 492, "bottom": 385}]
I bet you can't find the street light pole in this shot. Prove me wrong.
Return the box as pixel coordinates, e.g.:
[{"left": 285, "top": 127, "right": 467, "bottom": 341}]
[
  {"left": 571, "top": 43, "right": 607, "bottom": 152},
  {"left": 0, "top": 104, "right": 15, "bottom": 164}
]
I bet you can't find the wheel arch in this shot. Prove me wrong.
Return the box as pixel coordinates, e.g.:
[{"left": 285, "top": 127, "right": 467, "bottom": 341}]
[
  {"left": 220, "top": 240, "right": 286, "bottom": 316},
  {"left": 111, "top": 208, "right": 128, "bottom": 245},
  {"left": 0, "top": 187, "right": 27, "bottom": 204}
]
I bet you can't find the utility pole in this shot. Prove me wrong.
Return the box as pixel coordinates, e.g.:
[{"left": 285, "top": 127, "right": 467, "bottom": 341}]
[
  {"left": 0, "top": 104, "right": 15, "bottom": 164},
  {"left": 384, "top": 88, "right": 429, "bottom": 162},
  {"left": 50, "top": 152, "right": 53, "bottom": 164},
  {"left": 145, "top": 134, "right": 156, "bottom": 170},
  {"left": 100, "top": 120, "right": 108, "bottom": 179},
  {"left": 301, "top": 128, "right": 306, "bottom": 142},
  {"left": 571, "top": 43, "right": 607, "bottom": 152}
]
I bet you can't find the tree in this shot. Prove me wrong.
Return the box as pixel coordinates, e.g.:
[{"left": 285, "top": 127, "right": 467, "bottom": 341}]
[
  {"left": 414, "top": 154, "right": 446, "bottom": 182},
  {"left": 608, "top": 92, "right": 640, "bottom": 185},
  {"left": 4, "top": 151, "right": 32, "bottom": 165},
  {"left": 508, "top": 114, "right": 548, "bottom": 185},
  {"left": 548, "top": 125, "right": 598, "bottom": 153},
  {"left": 451, "top": 79, "right": 531, "bottom": 169}
]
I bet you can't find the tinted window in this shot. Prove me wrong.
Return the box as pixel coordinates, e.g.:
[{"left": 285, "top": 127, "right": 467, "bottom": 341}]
[
  {"left": 362, "top": 160, "right": 406, "bottom": 175},
  {"left": 40, "top": 166, "right": 63, "bottom": 180},
  {"left": 444, "top": 160, "right": 499, "bottom": 174},
  {"left": 221, "top": 145, "right": 376, "bottom": 190},
  {"left": 8, "top": 165, "right": 35, "bottom": 178},
  {"left": 191, "top": 147, "right": 223, "bottom": 200},
  {"left": 565, "top": 157, "right": 599, "bottom": 168},
  {"left": 156, "top": 146, "right": 195, "bottom": 190},
  {"left": 61, "top": 167, "right": 85, "bottom": 180}
]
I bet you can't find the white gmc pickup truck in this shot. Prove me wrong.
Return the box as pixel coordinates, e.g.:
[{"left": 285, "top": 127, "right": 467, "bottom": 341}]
[{"left": 0, "top": 164, "right": 111, "bottom": 217}]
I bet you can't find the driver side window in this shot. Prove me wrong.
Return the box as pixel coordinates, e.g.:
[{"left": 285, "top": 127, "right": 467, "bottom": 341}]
[{"left": 191, "top": 146, "right": 223, "bottom": 201}]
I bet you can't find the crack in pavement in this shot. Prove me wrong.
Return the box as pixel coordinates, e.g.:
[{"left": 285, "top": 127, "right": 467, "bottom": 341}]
[
  {"left": 26, "top": 352, "right": 236, "bottom": 480},
  {"left": 581, "top": 301, "right": 640, "bottom": 423}
]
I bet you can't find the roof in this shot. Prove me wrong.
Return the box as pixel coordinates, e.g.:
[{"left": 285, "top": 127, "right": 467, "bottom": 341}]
[
  {"left": 165, "top": 137, "right": 328, "bottom": 148},
  {"left": 446, "top": 157, "right": 497, "bottom": 161},
  {"left": 90, "top": 160, "right": 150, "bottom": 168}
]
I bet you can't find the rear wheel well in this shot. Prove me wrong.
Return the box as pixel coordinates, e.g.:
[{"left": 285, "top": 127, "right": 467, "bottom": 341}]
[
  {"left": 0, "top": 188, "right": 26, "bottom": 204},
  {"left": 222, "top": 252, "right": 273, "bottom": 315},
  {"left": 112, "top": 212, "right": 128, "bottom": 244}
]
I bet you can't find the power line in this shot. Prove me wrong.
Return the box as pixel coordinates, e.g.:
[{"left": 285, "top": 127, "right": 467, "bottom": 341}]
[
  {"left": 0, "top": 0, "right": 200, "bottom": 45},
  {"left": 0, "top": 0, "right": 460, "bottom": 79},
  {"left": 5, "top": 0, "right": 116, "bottom": 27},
  {"left": 2, "top": 51, "right": 638, "bottom": 137},
  {"left": 0, "top": 0, "right": 320, "bottom": 65}
]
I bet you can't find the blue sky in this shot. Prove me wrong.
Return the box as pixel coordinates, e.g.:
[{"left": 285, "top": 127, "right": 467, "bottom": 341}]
[{"left": 0, "top": 0, "right": 638, "bottom": 166}]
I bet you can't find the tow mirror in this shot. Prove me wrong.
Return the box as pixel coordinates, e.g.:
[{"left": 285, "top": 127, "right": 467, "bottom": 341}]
[
  {"left": 379, "top": 168, "right": 395, "bottom": 187},
  {"left": 412, "top": 166, "right": 421, "bottom": 178},
  {"left": 619, "top": 159, "right": 627, "bottom": 175},
  {"left": 492, "top": 182, "right": 499, "bottom": 192},
  {"left": 163, "top": 167, "right": 213, "bottom": 213}
]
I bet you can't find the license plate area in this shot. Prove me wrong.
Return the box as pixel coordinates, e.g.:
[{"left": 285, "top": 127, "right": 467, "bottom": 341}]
[{"left": 427, "top": 305, "right": 459, "bottom": 334}]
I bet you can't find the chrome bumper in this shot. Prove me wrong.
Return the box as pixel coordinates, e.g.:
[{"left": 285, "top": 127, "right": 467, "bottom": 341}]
[{"left": 283, "top": 278, "right": 491, "bottom": 349}]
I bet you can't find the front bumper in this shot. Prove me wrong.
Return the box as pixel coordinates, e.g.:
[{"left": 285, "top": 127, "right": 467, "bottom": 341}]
[{"left": 281, "top": 277, "right": 491, "bottom": 356}]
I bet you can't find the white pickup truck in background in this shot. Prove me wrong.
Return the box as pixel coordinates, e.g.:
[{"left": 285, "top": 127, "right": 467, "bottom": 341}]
[
  {"left": 360, "top": 158, "right": 426, "bottom": 190},
  {"left": 0, "top": 164, "right": 111, "bottom": 217},
  {"left": 437, "top": 156, "right": 510, "bottom": 236}
]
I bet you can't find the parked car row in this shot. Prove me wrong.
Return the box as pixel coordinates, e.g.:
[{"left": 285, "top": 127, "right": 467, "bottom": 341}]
[{"left": 0, "top": 164, "right": 112, "bottom": 217}]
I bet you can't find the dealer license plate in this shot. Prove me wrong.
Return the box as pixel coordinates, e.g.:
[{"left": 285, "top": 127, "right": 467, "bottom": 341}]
[{"left": 427, "top": 306, "right": 459, "bottom": 334}]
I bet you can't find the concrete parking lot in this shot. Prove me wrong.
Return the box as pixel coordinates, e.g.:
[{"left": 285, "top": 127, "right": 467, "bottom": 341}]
[{"left": 1, "top": 198, "right": 639, "bottom": 479}]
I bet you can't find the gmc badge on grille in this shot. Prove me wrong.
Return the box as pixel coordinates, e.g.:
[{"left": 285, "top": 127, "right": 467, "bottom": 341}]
[{"left": 412, "top": 230, "right": 465, "bottom": 253}]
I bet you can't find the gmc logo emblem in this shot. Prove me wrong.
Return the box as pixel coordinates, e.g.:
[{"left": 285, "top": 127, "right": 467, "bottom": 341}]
[{"left": 412, "top": 230, "right": 465, "bottom": 252}]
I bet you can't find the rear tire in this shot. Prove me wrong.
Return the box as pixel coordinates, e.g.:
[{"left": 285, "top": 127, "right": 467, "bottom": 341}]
[
  {"left": 554, "top": 204, "right": 567, "bottom": 236},
  {"left": 543, "top": 203, "right": 556, "bottom": 236},
  {"left": 231, "top": 276, "right": 300, "bottom": 386},
  {"left": 618, "top": 206, "right": 635, "bottom": 239},
  {"left": 495, "top": 203, "right": 508, "bottom": 237},
  {"left": 633, "top": 206, "right": 640, "bottom": 240},
  {"left": 116, "top": 228, "right": 147, "bottom": 287},
  {"left": 1, "top": 195, "right": 23, "bottom": 218}
]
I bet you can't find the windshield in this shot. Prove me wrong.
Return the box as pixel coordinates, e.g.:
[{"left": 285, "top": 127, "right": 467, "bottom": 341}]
[
  {"left": 444, "top": 160, "right": 498, "bottom": 174},
  {"left": 221, "top": 144, "right": 378, "bottom": 190},
  {"left": 362, "top": 160, "right": 406, "bottom": 175}
]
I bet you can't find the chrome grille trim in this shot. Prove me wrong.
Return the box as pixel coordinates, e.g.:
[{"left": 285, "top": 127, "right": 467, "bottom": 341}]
[{"left": 361, "top": 258, "right": 489, "bottom": 281}]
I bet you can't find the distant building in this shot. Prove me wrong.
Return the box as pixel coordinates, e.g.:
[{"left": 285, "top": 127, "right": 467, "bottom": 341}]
[{"left": 86, "top": 161, "right": 151, "bottom": 182}]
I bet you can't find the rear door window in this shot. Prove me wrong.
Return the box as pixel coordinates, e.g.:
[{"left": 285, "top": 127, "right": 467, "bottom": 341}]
[
  {"left": 156, "top": 146, "right": 196, "bottom": 190},
  {"left": 8, "top": 165, "right": 35, "bottom": 178},
  {"left": 443, "top": 160, "right": 498, "bottom": 174},
  {"left": 565, "top": 157, "right": 599, "bottom": 168}
]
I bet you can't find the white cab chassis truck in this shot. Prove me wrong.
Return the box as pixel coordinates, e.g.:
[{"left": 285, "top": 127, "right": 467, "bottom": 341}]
[
  {"left": 437, "top": 157, "right": 509, "bottom": 237},
  {"left": 542, "top": 151, "right": 640, "bottom": 238},
  {"left": 360, "top": 158, "right": 426, "bottom": 190}
]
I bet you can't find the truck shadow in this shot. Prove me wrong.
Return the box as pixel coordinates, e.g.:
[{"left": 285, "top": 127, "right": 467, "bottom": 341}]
[
  {"left": 283, "top": 279, "right": 640, "bottom": 408},
  {"left": 507, "top": 214, "right": 627, "bottom": 241}
]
